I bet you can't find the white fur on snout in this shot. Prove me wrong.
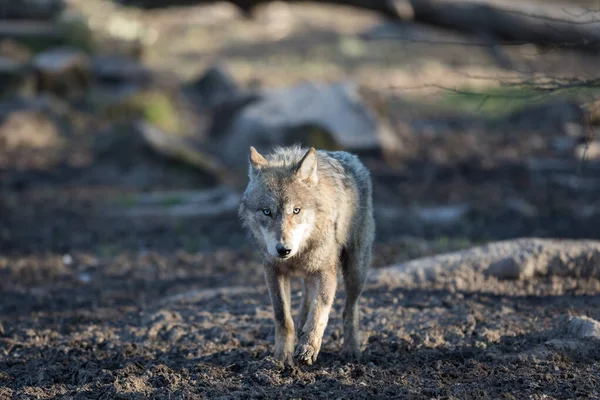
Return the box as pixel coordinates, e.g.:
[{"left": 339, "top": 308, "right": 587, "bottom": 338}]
[
  {"left": 259, "top": 220, "right": 313, "bottom": 259},
  {"left": 286, "top": 222, "right": 310, "bottom": 257}
]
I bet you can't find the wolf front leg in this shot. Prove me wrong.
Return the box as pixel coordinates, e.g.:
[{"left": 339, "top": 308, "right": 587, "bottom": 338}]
[
  {"left": 295, "top": 268, "right": 337, "bottom": 365},
  {"left": 296, "top": 278, "right": 310, "bottom": 339},
  {"left": 264, "top": 266, "right": 295, "bottom": 366}
]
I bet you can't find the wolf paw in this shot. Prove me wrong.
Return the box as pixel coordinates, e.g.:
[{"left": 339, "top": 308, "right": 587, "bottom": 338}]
[
  {"left": 341, "top": 345, "right": 362, "bottom": 363},
  {"left": 274, "top": 348, "right": 295, "bottom": 367},
  {"left": 294, "top": 343, "right": 319, "bottom": 365}
]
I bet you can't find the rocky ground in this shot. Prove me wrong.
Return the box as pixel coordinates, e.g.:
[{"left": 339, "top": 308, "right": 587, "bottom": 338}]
[{"left": 1, "top": 0, "right": 600, "bottom": 399}]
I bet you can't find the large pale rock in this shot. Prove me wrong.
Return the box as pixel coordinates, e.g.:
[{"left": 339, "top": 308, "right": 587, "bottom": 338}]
[{"left": 221, "top": 81, "right": 401, "bottom": 167}]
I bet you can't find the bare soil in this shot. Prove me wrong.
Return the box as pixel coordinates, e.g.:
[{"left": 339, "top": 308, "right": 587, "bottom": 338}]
[
  {"left": 1, "top": 242, "right": 600, "bottom": 399},
  {"left": 2, "top": 123, "right": 600, "bottom": 399}
]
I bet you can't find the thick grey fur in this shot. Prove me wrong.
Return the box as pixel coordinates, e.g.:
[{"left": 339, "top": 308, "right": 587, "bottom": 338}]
[{"left": 238, "top": 144, "right": 375, "bottom": 366}]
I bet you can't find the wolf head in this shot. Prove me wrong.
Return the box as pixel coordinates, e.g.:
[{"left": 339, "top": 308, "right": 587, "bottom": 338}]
[{"left": 238, "top": 145, "right": 320, "bottom": 261}]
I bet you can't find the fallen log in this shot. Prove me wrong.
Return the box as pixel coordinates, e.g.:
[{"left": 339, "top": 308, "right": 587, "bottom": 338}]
[
  {"left": 0, "top": 0, "right": 65, "bottom": 20},
  {"left": 404, "top": 0, "right": 600, "bottom": 51},
  {"left": 135, "top": 121, "right": 237, "bottom": 185},
  {"left": 370, "top": 238, "right": 600, "bottom": 289},
  {"left": 108, "top": 187, "right": 241, "bottom": 218},
  {"left": 115, "top": 0, "right": 400, "bottom": 17},
  {"left": 118, "top": 0, "right": 600, "bottom": 50}
]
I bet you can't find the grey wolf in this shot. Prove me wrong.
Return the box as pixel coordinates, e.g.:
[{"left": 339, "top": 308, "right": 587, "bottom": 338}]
[{"left": 238, "top": 145, "right": 375, "bottom": 366}]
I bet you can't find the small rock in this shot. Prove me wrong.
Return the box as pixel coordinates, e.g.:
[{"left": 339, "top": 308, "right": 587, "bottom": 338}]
[
  {"left": 32, "top": 47, "right": 91, "bottom": 99},
  {"left": 62, "top": 254, "right": 73, "bottom": 265},
  {"left": 33, "top": 47, "right": 89, "bottom": 74},
  {"left": 78, "top": 272, "right": 92, "bottom": 284},
  {"left": 474, "top": 341, "right": 487, "bottom": 350}
]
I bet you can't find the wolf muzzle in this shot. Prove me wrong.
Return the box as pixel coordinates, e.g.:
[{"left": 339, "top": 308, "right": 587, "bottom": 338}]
[{"left": 275, "top": 243, "right": 292, "bottom": 257}]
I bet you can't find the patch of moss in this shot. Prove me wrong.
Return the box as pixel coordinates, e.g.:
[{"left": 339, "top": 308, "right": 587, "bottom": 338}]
[
  {"left": 438, "top": 86, "right": 539, "bottom": 115},
  {"left": 143, "top": 92, "right": 183, "bottom": 133},
  {"left": 286, "top": 124, "right": 342, "bottom": 151},
  {"left": 88, "top": 87, "right": 185, "bottom": 135},
  {"left": 85, "top": 86, "right": 142, "bottom": 120},
  {"left": 306, "top": 126, "right": 341, "bottom": 151},
  {"left": 139, "top": 91, "right": 185, "bottom": 135},
  {"left": 437, "top": 84, "right": 600, "bottom": 116}
]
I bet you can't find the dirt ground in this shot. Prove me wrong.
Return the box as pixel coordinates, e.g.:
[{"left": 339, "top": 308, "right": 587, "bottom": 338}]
[
  {"left": 2, "top": 236, "right": 600, "bottom": 399},
  {"left": 2, "top": 121, "right": 600, "bottom": 399},
  {"left": 2, "top": 1, "right": 600, "bottom": 399}
]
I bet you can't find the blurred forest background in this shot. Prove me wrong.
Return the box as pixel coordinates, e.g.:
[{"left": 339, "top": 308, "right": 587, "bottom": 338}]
[{"left": 1, "top": 0, "right": 600, "bottom": 398}]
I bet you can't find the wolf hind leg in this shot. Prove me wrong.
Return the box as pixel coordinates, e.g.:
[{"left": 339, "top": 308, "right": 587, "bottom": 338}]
[{"left": 341, "top": 240, "right": 371, "bottom": 361}]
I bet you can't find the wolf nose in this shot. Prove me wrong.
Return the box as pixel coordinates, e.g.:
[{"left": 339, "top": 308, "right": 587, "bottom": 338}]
[{"left": 276, "top": 244, "right": 291, "bottom": 257}]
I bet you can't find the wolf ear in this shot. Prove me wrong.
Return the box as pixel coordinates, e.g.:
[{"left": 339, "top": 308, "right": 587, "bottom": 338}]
[
  {"left": 296, "top": 147, "right": 318, "bottom": 185},
  {"left": 248, "top": 146, "right": 268, "bottom": 179}
]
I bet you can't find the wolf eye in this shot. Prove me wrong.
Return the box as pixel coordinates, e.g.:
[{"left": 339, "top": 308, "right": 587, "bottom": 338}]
[
  {"left": 293, "top": 208, "right": 301, "bottom": 214},
  {"left": 262, "top": 208, "right": 271, "bottom": 216}
]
